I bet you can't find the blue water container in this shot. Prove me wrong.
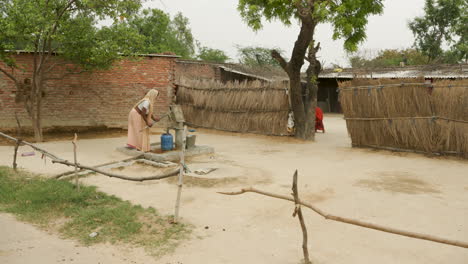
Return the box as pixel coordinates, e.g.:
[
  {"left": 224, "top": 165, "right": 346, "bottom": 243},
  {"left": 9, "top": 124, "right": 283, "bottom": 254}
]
[{"left": 161, "top": 133, "right": 173, "bottom": 151}]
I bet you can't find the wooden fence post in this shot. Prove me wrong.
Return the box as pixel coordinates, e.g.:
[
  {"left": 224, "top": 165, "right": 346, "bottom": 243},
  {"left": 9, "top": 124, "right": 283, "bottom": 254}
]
[
  {"left": 174, "top": 126, "right": 187, "bottom": 223},
  {"left": 292, "top": 170, "right": 311, "bottom": 264}
]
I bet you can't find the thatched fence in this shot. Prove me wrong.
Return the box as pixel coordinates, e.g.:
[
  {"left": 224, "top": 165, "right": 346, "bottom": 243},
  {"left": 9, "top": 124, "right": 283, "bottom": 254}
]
[
  {"left": 176, "top": 79, "right": 291, "bottom": 135},
  {"left": 339, "top": 78, "right": 468, "bottom": 157}
]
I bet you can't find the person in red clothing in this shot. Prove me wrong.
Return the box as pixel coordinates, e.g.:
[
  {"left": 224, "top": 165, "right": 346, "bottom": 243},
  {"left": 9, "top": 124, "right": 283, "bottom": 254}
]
[{"left": 315, "top": 106, "right": 325, "bottom": 133}]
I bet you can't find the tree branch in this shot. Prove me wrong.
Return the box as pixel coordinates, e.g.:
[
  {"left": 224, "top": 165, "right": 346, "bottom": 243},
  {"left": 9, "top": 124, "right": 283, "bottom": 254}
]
[
  {"left": 271, "top": 50, "right": 289, "bottom": 73},
  {"left": 0, "top": 66, "right": 17, "bottom": 83},
  {"left": 218, "top": 187, "right": 468, "bottom": 249}
]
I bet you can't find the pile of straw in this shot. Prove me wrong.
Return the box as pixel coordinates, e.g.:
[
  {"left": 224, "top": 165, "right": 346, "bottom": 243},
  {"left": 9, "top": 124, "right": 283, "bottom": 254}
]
[
  {"left": 339, "top": 78, "right": 468, "bottom": 157},
  {"left": 176, "top": 78, "right": 290, "bottom": 135}
]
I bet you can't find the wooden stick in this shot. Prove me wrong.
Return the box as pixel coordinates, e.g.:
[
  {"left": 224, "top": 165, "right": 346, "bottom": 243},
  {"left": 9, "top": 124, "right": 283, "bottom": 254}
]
[
  {"left": 53, "top": 155, "right": 144, "bottom": 179},
  {"left": 72, "top": 133, "right": 79, "bottom": 191},
  {"left": 292, "top": 171, "right": 311, "bottom": 264},
  {"left": 52, "top": 158, "right": 180, "bottom": 182},
  {"left": 218, "top": 187, "right": 468, "bottom": 249},
  {"left": 174, "top": 125, "right": 187, "bottom": 223},
  {"left": 0, "top": 131, "right": 61, "bottom": 160},
  {"left": 13, "top": 139, "right": 21, "bottom": 171},
  {"left": 0, "top": 131, "right": 179, "bottom": 182}
]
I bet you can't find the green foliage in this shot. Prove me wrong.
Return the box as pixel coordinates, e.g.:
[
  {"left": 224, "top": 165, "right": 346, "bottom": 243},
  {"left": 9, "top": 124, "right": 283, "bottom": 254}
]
[
  {"left": 408, "top": 0, "right": 467, "bottom": 63},
  {"left": 0, "top": 0, "right": 144, "bottom": 70},
  {"left": 128, "top": 9, "right": 196, "bottom": 59},
  {"left": 236, "top": 45, "right": 284, "bottom": 67},
  {"left": 197, "top": 46, "right": 230, "bottom": 63},
  {"left": 0, "top": 166, "right": 190, "bottom": 255},
  {"left": 348, "top": 48, "right": 431, "bottom": 68},
  {"left": 237, "top": 0, "right": 384, "bottom": 52},
  {"left": 170, "top": 12, "right": 196, "bottom": 58}
]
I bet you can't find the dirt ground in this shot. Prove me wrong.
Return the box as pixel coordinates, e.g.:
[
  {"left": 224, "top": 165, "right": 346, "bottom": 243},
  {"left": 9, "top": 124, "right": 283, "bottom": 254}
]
[{"left": 1, "top": 114, "right": 467, "bottom": 264}]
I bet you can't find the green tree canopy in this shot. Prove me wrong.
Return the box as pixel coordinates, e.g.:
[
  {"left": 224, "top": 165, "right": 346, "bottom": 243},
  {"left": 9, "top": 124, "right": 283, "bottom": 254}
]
[
  {"left": 0, "top": 0, "right": 143, "bottom": 141},
  {"left": 348, "top": 48, "right": 430, "bottom": 68},
  {"left": 236, "top": 45, "right": 284, "bottom": 67},
  {"left": 197, "top": 46, "right": 230, "bottom": 63},
  {"left": 0, "top": 0, "right": 143, "bottom": 69},
  {"left": 128, "top": 9, "right": 196, "bottom": 59},
  {"left": 408, "top": 0, "right": 467, "bottom": 63},
  {"left": 238, "top": 0, "right": 384, "bottom": 141}
]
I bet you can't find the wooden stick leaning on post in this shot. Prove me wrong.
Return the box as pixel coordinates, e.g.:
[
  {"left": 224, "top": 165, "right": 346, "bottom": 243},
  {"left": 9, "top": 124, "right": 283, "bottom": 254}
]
[
  {"left": 51, "top": 159, "right": 180, "bottom": 182},
  {"left": 0, "top": 131, "right": 180, "bottom": 182},
  {"left": 292, "top": 171, "right": 311, "bottom": 264},
  {"left": 174, "top": 126, "right": 187, "bottom": 223},
  {"left": 53, "top": 155, "right": 144, "bottom": 179},
  {"left": 0, "top": 131, "right": 61, "bottom": 160},
  {"left": 218, "top": 187, "right": 468, "bottom": 249}
]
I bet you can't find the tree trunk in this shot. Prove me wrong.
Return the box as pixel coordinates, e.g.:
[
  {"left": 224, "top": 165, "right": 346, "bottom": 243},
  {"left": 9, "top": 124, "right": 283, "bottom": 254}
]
[
  {"left": 303, "top": 41, "right": 322, "bottom": 141},
  {"left": 29, "top": 73, "right": 44, "bottom": 142},
  {"left": 278, "top": 12, "right": 317, "bottom": 141},
  {"left": 34, "top": 82, "right": 43, "bottom": 142}
]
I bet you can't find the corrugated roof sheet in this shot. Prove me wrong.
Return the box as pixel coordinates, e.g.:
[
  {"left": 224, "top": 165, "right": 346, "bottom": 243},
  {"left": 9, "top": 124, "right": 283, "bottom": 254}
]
[
  {"left": 176, "top": 60, "right": 467, "bottom": 80},
  {"left": 319, "top": 64, "right": 468, "bottom": 79}
]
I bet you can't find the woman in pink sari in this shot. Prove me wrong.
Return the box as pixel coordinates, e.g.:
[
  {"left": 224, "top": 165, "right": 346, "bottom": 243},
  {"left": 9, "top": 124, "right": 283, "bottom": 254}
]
[{"left": 127, "top": 89, "right": 160, "bottom": 152}]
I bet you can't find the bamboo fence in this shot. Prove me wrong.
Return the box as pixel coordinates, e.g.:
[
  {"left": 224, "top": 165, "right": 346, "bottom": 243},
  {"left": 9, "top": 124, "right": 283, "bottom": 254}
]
[
  {"left": 176, "top": 78, "right": 291, "bottom": 135},
  {"left": 339, "top": 78, "right": 468, "bottom": 157}
]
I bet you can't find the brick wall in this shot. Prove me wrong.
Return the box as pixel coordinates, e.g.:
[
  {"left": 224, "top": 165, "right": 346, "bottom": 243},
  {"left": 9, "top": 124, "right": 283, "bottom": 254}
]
[
  {"left": 175, "top": 60, "right": 220, "bottom": 81},
  {"left": 0, "top": 53, "right": 177, "bottom": 130}
]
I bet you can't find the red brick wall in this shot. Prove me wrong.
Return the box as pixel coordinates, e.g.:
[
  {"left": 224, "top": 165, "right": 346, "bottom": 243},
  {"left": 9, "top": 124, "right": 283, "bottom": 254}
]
[
  {"left": 175, "top": 61, "right": 220, "bottom": 81},
  {"left": 0, "top": 53, "right": 177, "bottom": 129}
]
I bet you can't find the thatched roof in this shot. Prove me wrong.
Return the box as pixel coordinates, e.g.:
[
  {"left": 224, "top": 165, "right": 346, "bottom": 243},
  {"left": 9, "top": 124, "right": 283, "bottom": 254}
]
[{"left": 320, "top": 64, "right": 468, "bottom": 79}]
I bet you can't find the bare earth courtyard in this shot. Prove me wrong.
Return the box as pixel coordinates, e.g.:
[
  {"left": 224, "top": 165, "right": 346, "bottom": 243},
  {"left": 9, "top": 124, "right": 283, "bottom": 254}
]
[{"left": 1, "top": 115, "right": 467, "bottom": 264}]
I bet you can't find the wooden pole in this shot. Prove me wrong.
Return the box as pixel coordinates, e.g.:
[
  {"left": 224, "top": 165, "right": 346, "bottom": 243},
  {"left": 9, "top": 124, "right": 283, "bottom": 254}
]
[
  {"left": 292, "top": 171, "right": 311, "bottom": 264},
  {"left": 53, "top": 155, "right": 144, "bottom": 179},
  {"left": 72, "top": 133, "right": 79, "bottom": 191},
  {"left": 218, "top": 187, "right": 468, "bottom": 249},
  {"left": 174, "top": 125, "right": 187, "bottom": 223}
]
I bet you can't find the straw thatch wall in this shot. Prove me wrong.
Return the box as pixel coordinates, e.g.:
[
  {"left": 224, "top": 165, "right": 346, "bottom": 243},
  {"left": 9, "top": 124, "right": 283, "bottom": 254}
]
[
  {"left": 339, "top": 78, "right": 468, "bottom": 157},
  {"left": 176, "top": 78, "right": 291, "bottom": 135}
]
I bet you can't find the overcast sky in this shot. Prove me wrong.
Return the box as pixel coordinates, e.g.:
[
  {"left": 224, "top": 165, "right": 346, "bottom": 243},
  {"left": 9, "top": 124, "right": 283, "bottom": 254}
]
[{"left": 144, "top": 0, "right": 426, "bottom": 67}]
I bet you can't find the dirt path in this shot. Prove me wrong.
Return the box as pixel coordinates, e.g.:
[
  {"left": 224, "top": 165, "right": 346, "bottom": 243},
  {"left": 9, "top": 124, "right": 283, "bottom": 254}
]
[
  {"left": 0, "top": 214, "right": 158, "bottom": 264},
  {"left": 1, "top": 115, "right": 468, "bottom": 264}
]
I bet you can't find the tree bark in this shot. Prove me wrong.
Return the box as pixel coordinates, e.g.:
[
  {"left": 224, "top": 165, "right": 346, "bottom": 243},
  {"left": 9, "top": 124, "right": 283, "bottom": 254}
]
[
  {"left": 30, "top": 58, "right": 45, "bottom": 142},
  {"left": 271, "top": 4, "right": 319, "bottom": 141}
]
